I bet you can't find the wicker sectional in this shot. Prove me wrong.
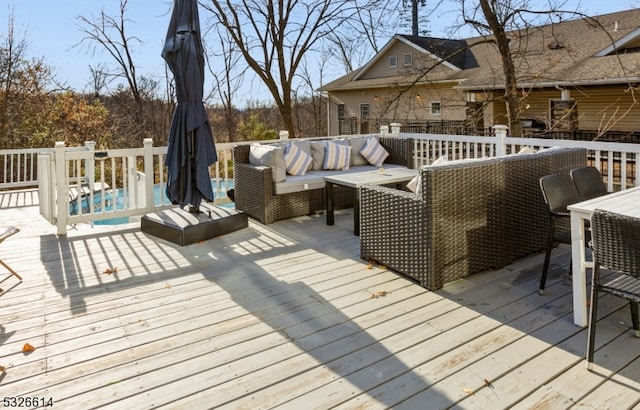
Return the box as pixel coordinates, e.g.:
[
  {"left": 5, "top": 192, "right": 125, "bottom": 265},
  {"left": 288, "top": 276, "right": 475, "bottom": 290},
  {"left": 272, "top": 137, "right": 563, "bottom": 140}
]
[
  {"left": 233, "top": 136, "right": 414, "bottom": 224},
  {"left": 360, "top": 146, "right": 587, "bottom": 291}
]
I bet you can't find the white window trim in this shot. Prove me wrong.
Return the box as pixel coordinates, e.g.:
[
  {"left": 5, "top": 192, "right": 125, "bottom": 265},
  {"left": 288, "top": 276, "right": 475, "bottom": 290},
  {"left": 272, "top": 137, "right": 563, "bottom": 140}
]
[
  {"left": 360, "top": 103, "right": 370, "bottom": 120},
  {"left": 430, "top": 101, "right": 442, "bottom": 116},
  {"left": 404, "top": 52, "right": 413, "bottom": 67}
]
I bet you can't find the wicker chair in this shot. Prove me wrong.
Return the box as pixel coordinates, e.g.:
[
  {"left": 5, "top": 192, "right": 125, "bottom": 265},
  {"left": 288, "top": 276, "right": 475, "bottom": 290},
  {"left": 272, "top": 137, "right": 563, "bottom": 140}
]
[
  {"left": 0, "top": 226, "right": 22, "bottom": 287},
  {"left": 587, "top": 209, "right": 640, "bottom": 370},
  {"left": 360, "top": 147, "right": 587, "bottom": 291},
  {"left": 538, "top": 173, "right": 583, "bottom": 295},
  {"left": 233, "top": 136, "right": 414, "bottom": 224},
  {"left": 570, "top": 166, "right": 608, "bottom": 201}
]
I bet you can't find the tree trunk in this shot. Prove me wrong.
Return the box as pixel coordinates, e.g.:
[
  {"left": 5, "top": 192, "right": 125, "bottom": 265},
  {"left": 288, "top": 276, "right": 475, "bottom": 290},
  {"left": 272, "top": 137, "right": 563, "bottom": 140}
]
[{"left": 479, "top": 0, "right": 523, "bottom": 137}]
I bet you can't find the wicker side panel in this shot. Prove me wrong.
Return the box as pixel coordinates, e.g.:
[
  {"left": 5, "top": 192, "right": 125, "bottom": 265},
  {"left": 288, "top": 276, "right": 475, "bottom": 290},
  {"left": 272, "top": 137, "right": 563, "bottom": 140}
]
[
  {"left": 422, "top": 160, "right": 503, "bottom": 289},
  {"left": 233, "top": 145, "right": 315, "bottom": 224},
  {"left": 360, "top": 185, "right": 429, "bottom": 285},
  {"left": 380, "top": 137, "right": 414, "bottom": 168}
]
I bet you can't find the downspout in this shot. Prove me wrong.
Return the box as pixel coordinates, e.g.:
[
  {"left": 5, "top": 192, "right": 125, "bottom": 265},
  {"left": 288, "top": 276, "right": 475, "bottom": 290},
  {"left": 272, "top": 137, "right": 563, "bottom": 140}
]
[
  {"left": 324, "top": 91, "right": 330, "bottom": 136},
  {"left": 555, "top": 84, "right": 570, "bottom": 100}
]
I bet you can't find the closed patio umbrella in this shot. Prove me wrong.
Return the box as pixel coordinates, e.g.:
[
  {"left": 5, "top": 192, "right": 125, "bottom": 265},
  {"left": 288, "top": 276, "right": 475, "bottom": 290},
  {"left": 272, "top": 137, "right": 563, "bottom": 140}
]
[{"left": 162, "top": 0, "right": 217, "bottom": 211}]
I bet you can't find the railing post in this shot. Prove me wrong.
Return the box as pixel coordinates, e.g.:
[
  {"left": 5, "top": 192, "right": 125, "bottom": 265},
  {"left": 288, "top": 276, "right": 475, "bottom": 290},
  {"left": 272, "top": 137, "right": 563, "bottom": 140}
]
[
  {"left": 493, "top": 125, "right": 509, "bottom": 157},
  {"left": 390, "top": 123, "right": 401, "bottom": 137},
  {"left": 143, "top": 138, "right": 154, "bottom": 213},
  {"left": 54, "top": 141, "right": 68, "bottom": 235},
  {"left": 84, "top": 141, "right": 96, "bottom": 186},
  {"left": 380, "top": 125, "right": 389, "bottom": 137}
]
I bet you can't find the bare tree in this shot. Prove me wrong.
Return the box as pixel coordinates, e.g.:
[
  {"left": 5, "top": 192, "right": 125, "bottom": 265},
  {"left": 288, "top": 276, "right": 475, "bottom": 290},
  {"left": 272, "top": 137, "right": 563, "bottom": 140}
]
[
  {"left": 323, "top": 0, "right": 411, "bottom": 74},
  {"left": 76, "top": 0, "right": 145, "bottom": 120},
  {"left": 87, "top": 63, "right": 110, "bottom": 97},
  {"left": 202, "top": 0, "right": 365, "bottom": 137},
  {"left": 460, "top": 0, "right": 587, "bottom": 136},
  {"left": 294, "top": 56, "right": 328, "bottom": 137},
  {"left": 0, "top": 9, "right": 57, "bottom": 149},
  {"left": 206, "top": 24, "right": 248, "bottom": 142}
]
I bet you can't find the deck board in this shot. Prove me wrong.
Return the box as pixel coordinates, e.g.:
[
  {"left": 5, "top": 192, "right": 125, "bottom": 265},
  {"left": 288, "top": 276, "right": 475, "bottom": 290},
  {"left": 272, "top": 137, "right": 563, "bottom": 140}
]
[{"left": 1, "top": 188, "right": 639, "bottom": 409}]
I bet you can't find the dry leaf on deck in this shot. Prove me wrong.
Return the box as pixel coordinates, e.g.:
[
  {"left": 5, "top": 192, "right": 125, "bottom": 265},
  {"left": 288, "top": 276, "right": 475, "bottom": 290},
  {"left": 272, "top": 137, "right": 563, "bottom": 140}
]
[
  {"left": 370, "top": 290, "right": 388, "bottom": 299},
  {"left": 22, "top": 343, "right": 35, "bottom": 353},
  {"left": 463, "top": 387, "right": 475, "bottom": 395},
  {"left": 0, "top": 365, "right": 6, "bottom": 373},
  {"left": 103, "top": 267, "right": 118, "bottom": 275}
]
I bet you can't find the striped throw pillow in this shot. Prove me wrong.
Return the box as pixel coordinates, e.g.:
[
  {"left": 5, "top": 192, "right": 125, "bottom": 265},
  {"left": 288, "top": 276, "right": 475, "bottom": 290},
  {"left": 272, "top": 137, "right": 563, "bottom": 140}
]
[
  {"left": 323, "top": 141, "right": 351, "bottom": 170},
  {"left": 284, "top": 142, "right": 312, "bottom": 176},
  {"left": 360, "top": 136, "right": 389, "bottom": 166}
]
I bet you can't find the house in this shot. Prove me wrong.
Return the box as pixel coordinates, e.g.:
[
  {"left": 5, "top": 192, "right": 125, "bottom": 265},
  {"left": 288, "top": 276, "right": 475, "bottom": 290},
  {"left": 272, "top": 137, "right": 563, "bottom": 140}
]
[{"left": 319, "top": 8, "right": 640, "bottom": 137}]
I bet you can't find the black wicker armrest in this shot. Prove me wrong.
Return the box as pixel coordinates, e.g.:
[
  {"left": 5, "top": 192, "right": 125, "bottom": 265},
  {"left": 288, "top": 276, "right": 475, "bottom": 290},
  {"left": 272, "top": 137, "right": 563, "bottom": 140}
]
[
  {"left": 379, "top": 136, "right": 414, "bottom": 168},
  {"left": 233, "top": 162, "right": 273, "bottom": 220},
  {"left": 360, "top": 184, "right": 428, "bottom": 279},
  {"left": 361, "top": 183, "right": 421, "bottom": 204}
]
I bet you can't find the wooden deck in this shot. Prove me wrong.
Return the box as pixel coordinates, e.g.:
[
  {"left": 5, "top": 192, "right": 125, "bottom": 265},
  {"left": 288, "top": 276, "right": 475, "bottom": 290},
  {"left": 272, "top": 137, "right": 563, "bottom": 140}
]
[{"left": 1, "top": 189, "right": 639, "bottom": 409}]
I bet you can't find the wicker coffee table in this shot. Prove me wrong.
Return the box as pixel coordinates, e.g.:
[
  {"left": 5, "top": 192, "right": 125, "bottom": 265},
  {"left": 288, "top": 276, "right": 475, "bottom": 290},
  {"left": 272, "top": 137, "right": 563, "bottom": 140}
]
[{"left": 324, "top": 168, "right": 417, "bottom": 235}]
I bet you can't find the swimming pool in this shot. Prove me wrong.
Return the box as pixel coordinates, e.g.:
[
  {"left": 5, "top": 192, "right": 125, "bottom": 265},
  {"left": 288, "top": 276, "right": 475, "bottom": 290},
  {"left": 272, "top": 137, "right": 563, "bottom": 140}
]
[{"left": 70, "top": 180, "right": 234, "bottom": 225}]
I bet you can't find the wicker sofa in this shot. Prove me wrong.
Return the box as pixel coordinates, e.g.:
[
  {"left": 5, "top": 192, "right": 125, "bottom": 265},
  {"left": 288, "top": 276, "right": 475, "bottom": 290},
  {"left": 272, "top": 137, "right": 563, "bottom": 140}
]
[
  {"left": 233, "top": 136, "right": 414, "bottom": 224},
  {"left": 360, "top": 146, "right": 587, "bottom": 291}
]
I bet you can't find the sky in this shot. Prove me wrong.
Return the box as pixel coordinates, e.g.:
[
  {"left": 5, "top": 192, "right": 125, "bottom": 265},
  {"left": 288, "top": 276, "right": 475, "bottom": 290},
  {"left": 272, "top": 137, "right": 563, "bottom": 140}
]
[{"left": 0, "top": 0, "right": 638, "bottom": 104}]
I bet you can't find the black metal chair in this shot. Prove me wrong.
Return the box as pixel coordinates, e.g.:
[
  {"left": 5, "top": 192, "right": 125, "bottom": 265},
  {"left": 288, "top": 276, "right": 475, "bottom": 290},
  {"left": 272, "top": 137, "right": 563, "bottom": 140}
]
[
  {"left": 0, "top": 226, "right": 22, "bottom": 288},
  {"left": 587, "top": 209, "right": 640, "bottom": 370},
  {"left": 570, "top": 166, "right": 608, "bottom": 201},
  {"left": 538, "top": 174, "right": 583, "bottom": 295}
]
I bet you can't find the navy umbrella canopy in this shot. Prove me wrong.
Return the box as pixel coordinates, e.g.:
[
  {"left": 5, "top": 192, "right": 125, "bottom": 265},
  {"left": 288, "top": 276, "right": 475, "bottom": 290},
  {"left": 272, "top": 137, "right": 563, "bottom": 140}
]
[{"left": 162, "top": 0, "right": 217, "bottom": 211}]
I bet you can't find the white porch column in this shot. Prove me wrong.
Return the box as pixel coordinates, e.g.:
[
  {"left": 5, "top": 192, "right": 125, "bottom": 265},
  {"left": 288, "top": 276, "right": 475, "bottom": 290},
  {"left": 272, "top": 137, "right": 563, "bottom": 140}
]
[
  {"left": 143, "top": 138, "right": 154, "bottom": 213},
  {"left": 54, "top": 141, "right": 68, "bottom": 235},
  {"left": 390, "top": 123, "right": 402, "bottom": 137},
  {"left": 493, "top": 125, "right": 509, "bottom": 157}
]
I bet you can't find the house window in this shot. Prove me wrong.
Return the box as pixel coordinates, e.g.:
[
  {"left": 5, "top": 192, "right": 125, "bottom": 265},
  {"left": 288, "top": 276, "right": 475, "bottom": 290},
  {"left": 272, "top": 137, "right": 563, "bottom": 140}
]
[
  {"left": 360, "top": 103, "right": 370, "bottom": 120},
  {"left": 404, "top": 53, "right": 413, "bottom": 66},
  {"left": 389, "top": 55, "right": 397, "bottom": 68},
  {"left": 337, "top": 104, "right": 345, "bottom": 120},
  {"left": 430, "top": 101, "right": 441, "bottom": 115}
]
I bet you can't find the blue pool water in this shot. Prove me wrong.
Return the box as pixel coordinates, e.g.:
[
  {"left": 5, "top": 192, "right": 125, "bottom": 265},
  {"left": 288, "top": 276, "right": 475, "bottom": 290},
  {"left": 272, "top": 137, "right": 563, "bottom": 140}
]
[{"left": 71, "top": 180, "right": 234, "bottom": 225}]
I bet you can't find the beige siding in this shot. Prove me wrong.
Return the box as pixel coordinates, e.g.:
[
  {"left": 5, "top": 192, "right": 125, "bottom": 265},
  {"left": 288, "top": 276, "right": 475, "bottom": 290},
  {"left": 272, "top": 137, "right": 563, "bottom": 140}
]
[
  {"left": 493, "top": 85, "right": 640, "bottom": 132},
  {"left": 326, "top": 84, "right": 469, "bottom": 135},
  {"left": 360, "top": 43, "right": 426, "bottom": 80}
]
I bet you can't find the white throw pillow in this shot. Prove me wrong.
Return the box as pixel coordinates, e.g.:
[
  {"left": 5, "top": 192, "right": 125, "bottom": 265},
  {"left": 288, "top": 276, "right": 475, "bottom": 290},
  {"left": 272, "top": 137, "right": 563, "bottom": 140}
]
[
  {"left": 284, "top": 143, "right": 312, "bottom": 176},
  {"left": 431, "top": 156, "right": 449, "bottom": 166},
  {"left": 323, "top": 140, "right": 351, "bottom": 170},
  {"left": 348, "top": 136, "right": 370, "bottom": 166},
  {"left": 360, "top": 135, "right": 389, "bottom": 166},
  {"left": 407, "top": 156, "right": 448, "bottom": 194},
  {"left": 248, "top": 143, "right": 287, "bottom": 183},
  {"left": 310, "top": 141, "right": 326, "bottom": 170}
]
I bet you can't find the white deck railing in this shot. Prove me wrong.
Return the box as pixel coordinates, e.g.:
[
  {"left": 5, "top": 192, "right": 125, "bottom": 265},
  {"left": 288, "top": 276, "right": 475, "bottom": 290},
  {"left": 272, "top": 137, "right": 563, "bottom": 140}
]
[
  {"left": 403, "top": 125, "right": 640, "bottom": 192},
  {"left": 35, "top": 138, "right": 241, "bottom": 235},
  {"left": 3, "top": 126, "right": 640, "bottom": 235},
  {"left": 1, "top": 147, "right": 46, "bottom": 189}
]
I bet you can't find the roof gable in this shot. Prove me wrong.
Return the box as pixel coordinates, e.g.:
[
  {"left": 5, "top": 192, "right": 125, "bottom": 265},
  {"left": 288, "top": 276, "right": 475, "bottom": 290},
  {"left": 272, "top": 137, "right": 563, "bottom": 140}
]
[
  {"left": 321, "top": 8, "right": 640, "bottom": 93},
  {"left": 352, "top": 35, "right": 470, "bottom": 81},
  {"left": 595, "top": 27, "right": 640, "bottom": 56}
]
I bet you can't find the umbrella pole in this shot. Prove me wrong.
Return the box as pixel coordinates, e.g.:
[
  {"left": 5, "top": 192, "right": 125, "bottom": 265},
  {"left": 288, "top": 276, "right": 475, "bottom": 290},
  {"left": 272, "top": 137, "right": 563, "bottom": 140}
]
[{"left": 188, "top": 130, "right": 200, "bottom": 214}]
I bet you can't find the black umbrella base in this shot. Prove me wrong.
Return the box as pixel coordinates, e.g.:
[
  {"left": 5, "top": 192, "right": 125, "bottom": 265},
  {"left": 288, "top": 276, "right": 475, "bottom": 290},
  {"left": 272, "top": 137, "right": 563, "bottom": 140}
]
[{"left": 141, "top": 203, "right": 248, "bottom": 246}]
